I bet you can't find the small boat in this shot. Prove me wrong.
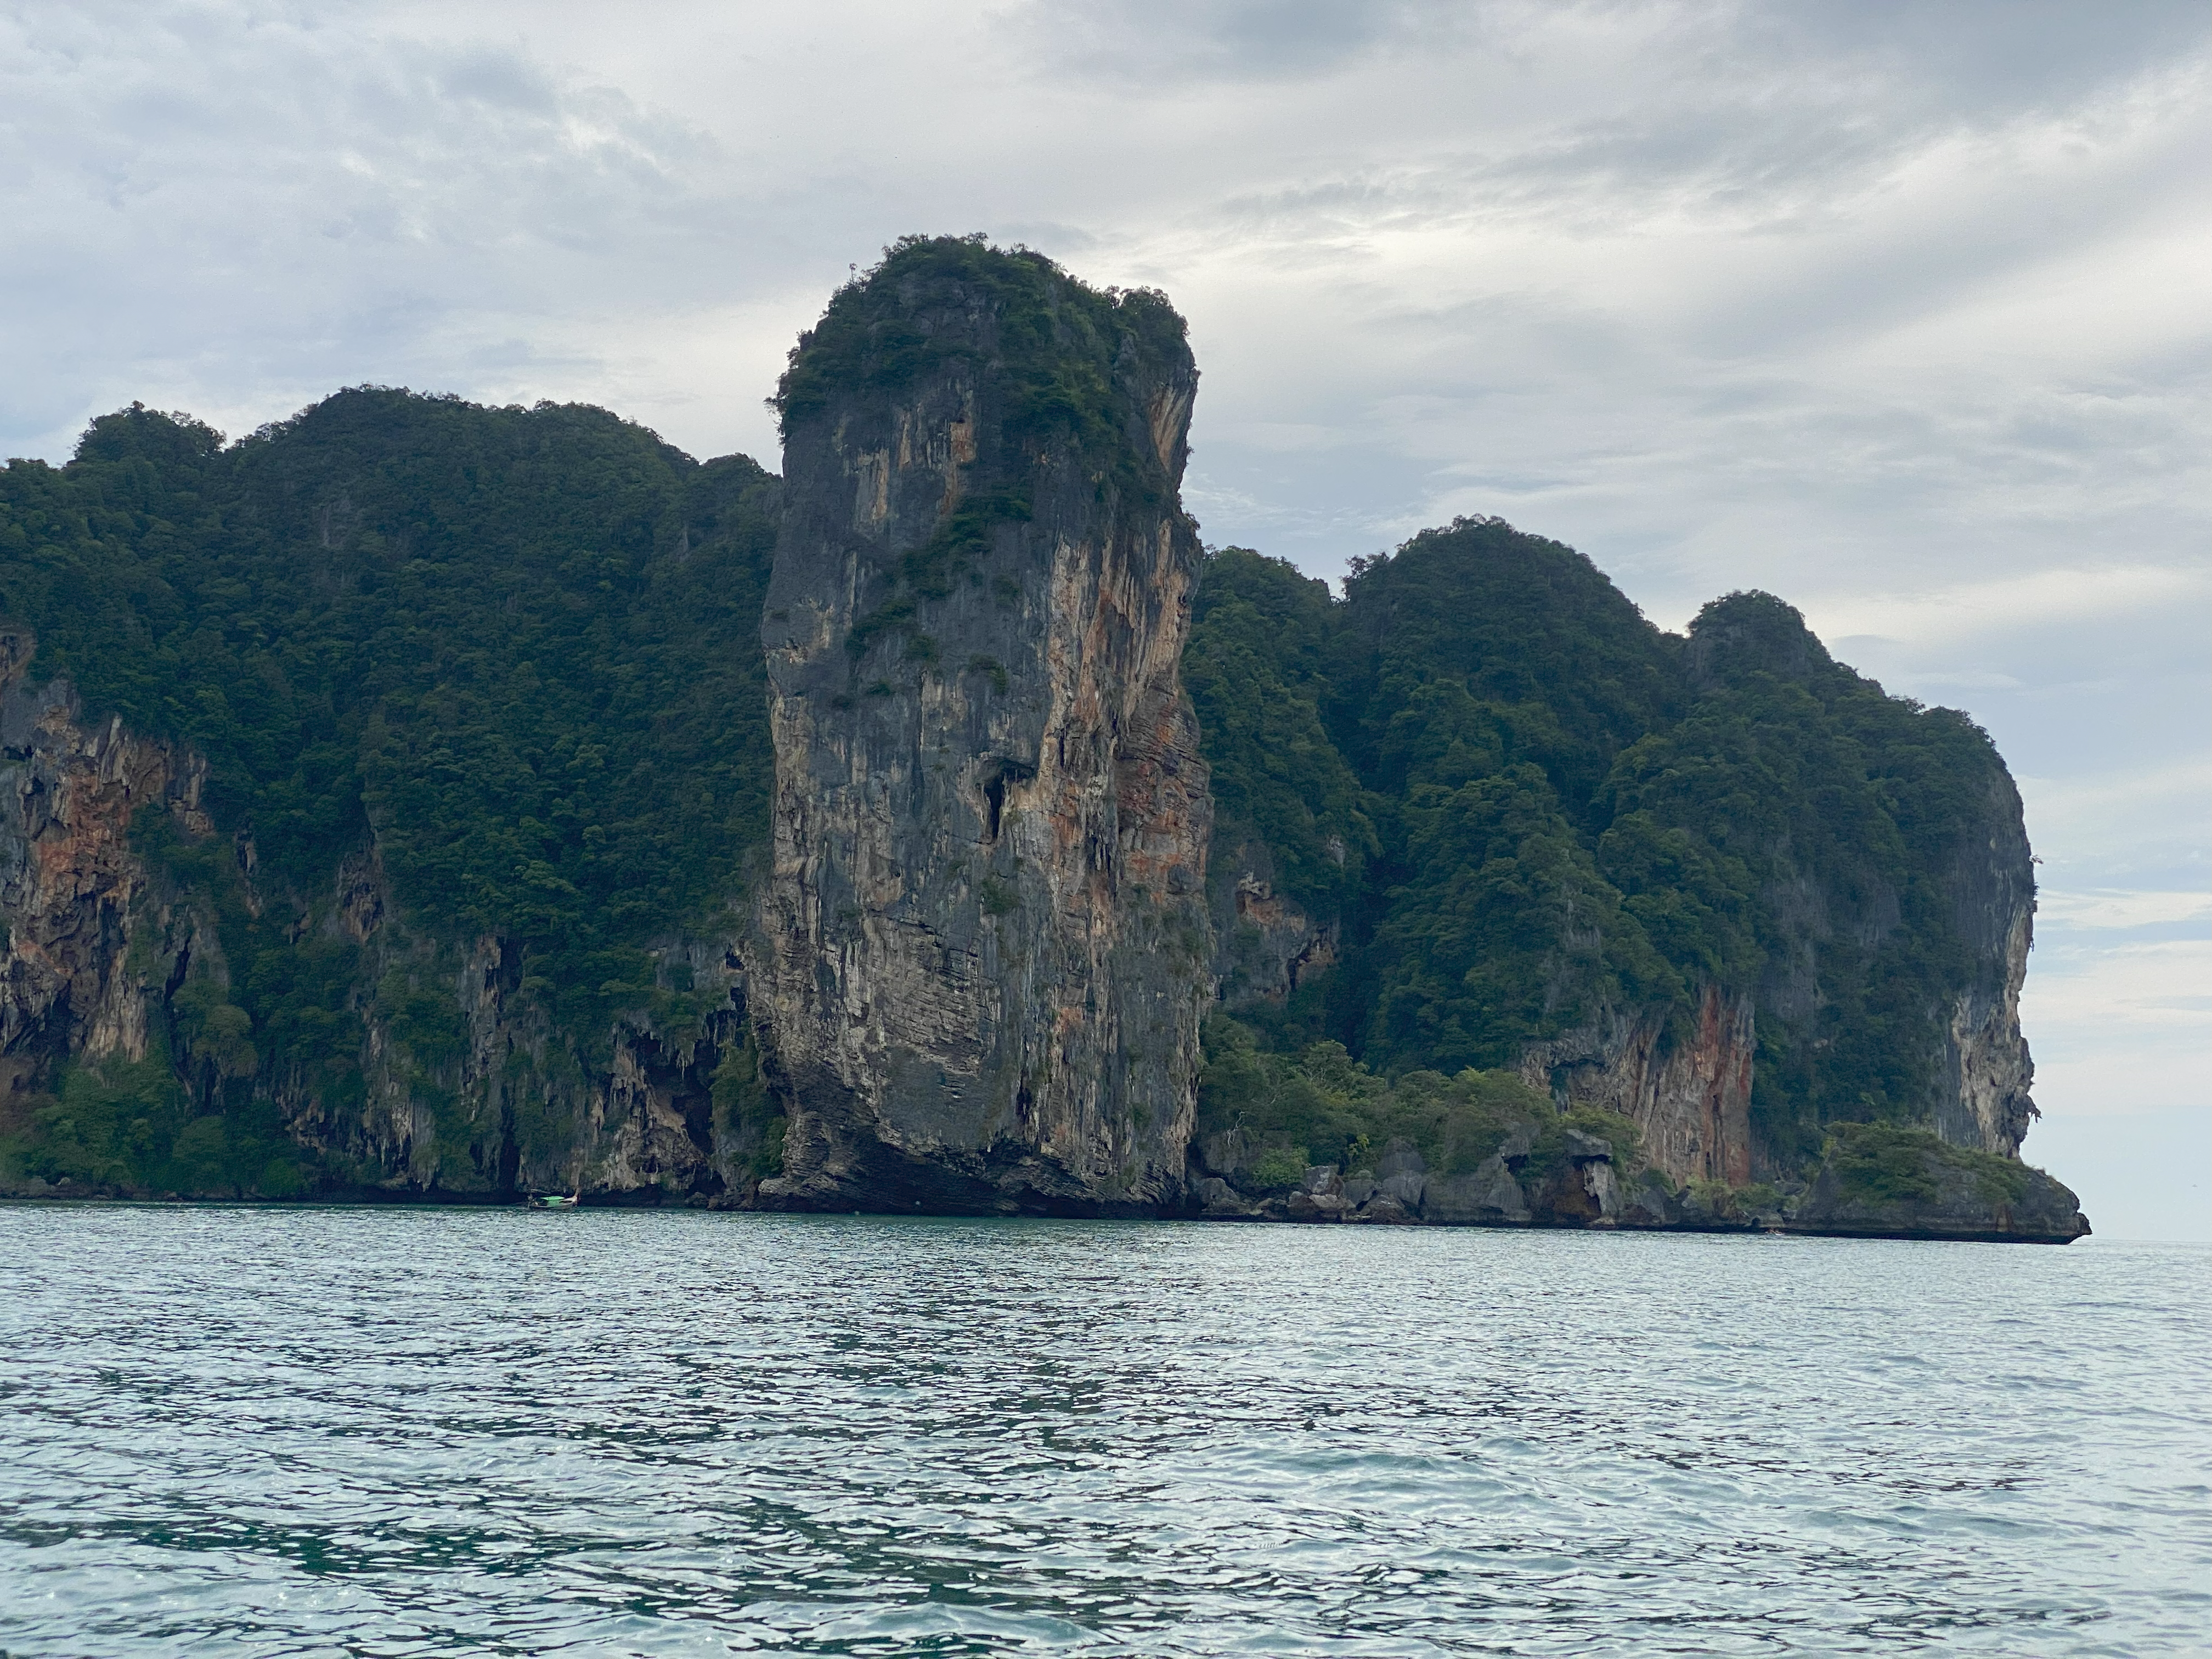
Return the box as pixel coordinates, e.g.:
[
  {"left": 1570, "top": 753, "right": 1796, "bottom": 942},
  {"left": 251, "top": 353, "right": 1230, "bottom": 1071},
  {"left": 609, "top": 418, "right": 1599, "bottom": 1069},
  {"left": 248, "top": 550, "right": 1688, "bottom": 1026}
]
[{"left": 529, "top": 1192, "right": 582, "bottom": 1210}]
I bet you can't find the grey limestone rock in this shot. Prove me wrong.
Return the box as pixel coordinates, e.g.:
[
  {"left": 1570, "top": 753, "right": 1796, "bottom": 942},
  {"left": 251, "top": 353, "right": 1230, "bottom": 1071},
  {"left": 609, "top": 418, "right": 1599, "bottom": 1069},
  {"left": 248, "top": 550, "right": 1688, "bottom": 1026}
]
[
  {"left": 1581, "top": 1159, "right": 1621, "bottom": 1221},
  {"left": 1423, "top": 1155, "right": 1531, "bottom": 1225},
  {"left": 756, "top": 244, "right": 1213, "bottom": 1215},
  {"left": 1377, "top": 1170, "right": 1427, "bottom": 1212},
  {"left": 1354, "top": 1194, "right": 1416, "bottom": 1224},
  {"left": 1195, "top": 1175, "right": 1257, "bottom": 1218},
  {"left": 1562, "top": 1128, "right": 1613, "bottom": 1161},
  {"left": 1198, "top": 1128, "right": 1248, "bottom": 1180},
  {"left": 1376, "top": 1138, "right": 1427, "bottom": 1178}
]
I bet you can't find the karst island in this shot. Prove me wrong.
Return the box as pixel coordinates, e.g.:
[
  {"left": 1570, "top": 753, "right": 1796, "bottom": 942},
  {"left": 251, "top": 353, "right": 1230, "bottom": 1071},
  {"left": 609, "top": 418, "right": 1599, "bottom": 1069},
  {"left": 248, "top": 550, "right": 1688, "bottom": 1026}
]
[{"left": 0, "top": 237, "right": 2087, "bottom": 1242}]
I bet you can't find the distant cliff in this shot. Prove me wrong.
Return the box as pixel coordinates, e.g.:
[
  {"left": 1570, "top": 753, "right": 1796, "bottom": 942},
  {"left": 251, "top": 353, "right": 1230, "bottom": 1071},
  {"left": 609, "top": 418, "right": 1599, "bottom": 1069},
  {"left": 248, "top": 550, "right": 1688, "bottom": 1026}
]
[
  {"left": 1183, "top": 532, "right": 2049, "bottom": 1210},
  {"left": 0, "top": 395, "right": 781, "bottom": 1204},
  {"left": 754, "top": 236, "right": 1211, "bottom": 1214},
  {"left": 0, "top": 238, "right": 2082, "bottom": 1239}
]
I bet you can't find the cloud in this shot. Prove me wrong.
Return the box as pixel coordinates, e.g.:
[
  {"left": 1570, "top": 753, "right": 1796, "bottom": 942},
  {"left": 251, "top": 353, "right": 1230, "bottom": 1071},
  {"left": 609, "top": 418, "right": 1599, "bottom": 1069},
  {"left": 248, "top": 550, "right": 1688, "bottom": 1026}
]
[
  {"left": 2038, "top": 890, "right": 2212, "bottom": 931},
  {"left": 2017, "top": 760, "right": 2212, "bottom": 876},
  {"left": 1008, "top": 0, "right": 1482, "bottom": 83}
]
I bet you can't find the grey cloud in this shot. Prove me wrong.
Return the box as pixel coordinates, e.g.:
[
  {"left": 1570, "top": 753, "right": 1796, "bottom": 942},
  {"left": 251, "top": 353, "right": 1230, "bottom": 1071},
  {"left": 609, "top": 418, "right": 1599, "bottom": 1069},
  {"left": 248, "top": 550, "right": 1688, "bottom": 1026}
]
[
  {"left": 1752, "top": 0, "right": 2210, "bottom": 111},
  {"left": 0, "top": 0, "right": 831, "bottom": 456},
  {"left": 1008, "top": 0, "right": 1481, "bottom": 83}
]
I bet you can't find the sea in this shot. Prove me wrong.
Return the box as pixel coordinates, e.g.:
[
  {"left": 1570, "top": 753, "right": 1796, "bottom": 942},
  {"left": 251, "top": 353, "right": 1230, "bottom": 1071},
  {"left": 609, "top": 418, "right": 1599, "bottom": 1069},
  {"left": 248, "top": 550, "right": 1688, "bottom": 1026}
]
[{"left": 1, "top": 1206, "right": 2205, "bottom": 1657}]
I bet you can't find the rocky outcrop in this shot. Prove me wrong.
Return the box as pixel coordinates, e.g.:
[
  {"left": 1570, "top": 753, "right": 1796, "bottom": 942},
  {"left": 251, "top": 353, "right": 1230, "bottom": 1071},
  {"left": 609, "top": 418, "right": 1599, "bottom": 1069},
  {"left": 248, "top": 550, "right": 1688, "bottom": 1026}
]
[
  {"left": 1936, "top": 772, "right": 2039, "bottom": 1155},
  {"left": 1790, "top": 1124, "right": 2087, "bottom": 1243},
  {"left": 1209, "top": 836, "right": 1336, "bottom": 1007},
  {"left": 755, "top": 242, "right": 1212, "bottom": 1214},
  {"left": 0, "top": 256, "right": 2074, "bottom": 1236},
  {"left": 0, "top": 628, "right": 761, "bottom": 1205},
  {"left": 1191, "top": 1125, "right": 1639, "bottom": 1229},
  {"left": 1184, "top": 1115, "right": 2086, "bottom": 1241},
  {"left": 1516, "top": 983, "right": 1756, "bottom": 1188},
  {"left": 0, "top": 630, "right": 208, "bottom": 1100},
  {"left": 328, "top": 918, "right": 758, "bottom": 1203}
]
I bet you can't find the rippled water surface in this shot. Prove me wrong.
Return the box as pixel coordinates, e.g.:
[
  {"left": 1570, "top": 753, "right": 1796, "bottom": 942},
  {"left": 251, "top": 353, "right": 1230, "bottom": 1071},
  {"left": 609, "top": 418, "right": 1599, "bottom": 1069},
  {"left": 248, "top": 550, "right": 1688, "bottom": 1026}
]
[{"left": 2, "top": 1208, "right": 2206, "bottom": 1656}]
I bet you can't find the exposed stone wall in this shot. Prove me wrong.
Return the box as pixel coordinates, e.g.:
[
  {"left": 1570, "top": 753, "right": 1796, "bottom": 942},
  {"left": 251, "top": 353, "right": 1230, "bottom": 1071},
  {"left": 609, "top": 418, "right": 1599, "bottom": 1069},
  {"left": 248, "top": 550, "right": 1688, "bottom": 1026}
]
[
  {"left": 304, "top": 905, "right": 753, "bottom": 1202},
  {"left": 1516, "top": 983, "right": 1757, "bottom": 1187},
  {"left": 0, "top": 628, "right": 755, "bottom": 1204},
  {"left": 1941, "top": 907, "right": 2036, "bottom": 1155},
  {"left": 757, "top": 269, "right": 1212, "bottom": 1214},
  {"left": 1935, "top": 772, "right": 2040, "bottom": 1155},
  {"left": 0, "top": 631, "right": 207, "bottom": 1099},
  {"left": 1207, "top": 834, "right": 1336, "bottom": 1009}
]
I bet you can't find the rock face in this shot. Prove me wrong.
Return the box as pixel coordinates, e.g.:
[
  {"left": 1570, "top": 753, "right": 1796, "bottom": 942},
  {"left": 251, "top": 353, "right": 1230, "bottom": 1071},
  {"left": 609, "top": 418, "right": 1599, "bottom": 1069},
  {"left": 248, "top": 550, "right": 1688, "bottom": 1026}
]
[
  {"left": 1935, "top": 775, "right": 2040, "bottom": 1156},
  {"left": 0, "top": 629, "right": 760, "bottom": 1204},
  {"left": 755, "top": 240, "right": 1212, "bottom": 1214},
  {"left": 1210, "top": 852, "right": 1338, "bottom": 1010},
  {"left": 1516, "top": 983, "right": 1756, "bottom": 1188},
  {"left": 328, "top": 923, "right": 757, "bottom": 1204},
  {"left": 0, "top": 628, "right": 207, "bottom": 1098}
]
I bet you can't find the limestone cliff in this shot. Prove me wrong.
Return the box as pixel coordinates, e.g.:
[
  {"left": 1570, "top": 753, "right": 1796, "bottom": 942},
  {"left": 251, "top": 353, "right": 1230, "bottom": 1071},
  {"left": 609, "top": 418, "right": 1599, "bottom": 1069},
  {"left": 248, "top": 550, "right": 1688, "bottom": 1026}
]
[
  {"left": 755, "top": 238, "right": 1211, "bottom": 1214},
  {"left": 1516, "top": 985, "right": 1756, "bottom": 1188},
  {"left": 1190, "top": 543, "right": 2051, "bottom": 1204},
  {"left": 0, "top": 261, "right": 2070, "bottom": 1234},
  {"left": 1934, "top": 772, "right": 2039, "bottom": 1156},
  {"left": 0, "top": 629, "right": 207, "bottom": 1102},
  {"left": 0, "top": 629, "right": 762, "bottom": 1204}
]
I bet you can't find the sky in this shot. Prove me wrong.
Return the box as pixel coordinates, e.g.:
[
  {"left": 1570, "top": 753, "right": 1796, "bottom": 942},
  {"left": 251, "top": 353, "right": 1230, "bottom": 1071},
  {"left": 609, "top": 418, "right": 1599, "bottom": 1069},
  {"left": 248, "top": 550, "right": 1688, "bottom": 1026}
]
[{"left": 5, "top": 0, "right": 2206, "bottom": 1236}]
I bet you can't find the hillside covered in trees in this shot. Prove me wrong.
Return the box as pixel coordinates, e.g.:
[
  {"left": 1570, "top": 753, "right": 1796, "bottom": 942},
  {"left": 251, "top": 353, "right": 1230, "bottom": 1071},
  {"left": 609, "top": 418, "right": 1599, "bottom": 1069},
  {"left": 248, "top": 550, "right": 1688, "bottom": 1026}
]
[
  {"left": 0, "top": 394, "right": 780, "bottom": 1198},
  {"left": 0, "top": 254, "right": 2045, "bottom": 1218},
  {"left": 1184, "top": 524, "right": 2036, "bottom": 1183}
]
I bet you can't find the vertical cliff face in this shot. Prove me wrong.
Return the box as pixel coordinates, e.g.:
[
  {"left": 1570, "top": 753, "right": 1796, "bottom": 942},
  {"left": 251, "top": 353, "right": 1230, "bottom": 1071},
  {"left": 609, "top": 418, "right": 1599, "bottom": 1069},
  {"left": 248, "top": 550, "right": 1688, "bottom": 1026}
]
[
  {"left": 1935, "top": 774, "right": 2038, "bottom": 1156},
  {"left": 1517, "top": 985, "right": 1756, "bottom": 1187},
  {"left": 756, "top": 239, "right": 1211, "bottom": 1214},
  {"left": 328, "top": 917, "right": 756, "bottom": 1203},
  {"left": 0, "top": 635, "right": 760, "bottom": 1204},
  {"left": 0, "top": 630, "right": 206, "bottom": 1101}
]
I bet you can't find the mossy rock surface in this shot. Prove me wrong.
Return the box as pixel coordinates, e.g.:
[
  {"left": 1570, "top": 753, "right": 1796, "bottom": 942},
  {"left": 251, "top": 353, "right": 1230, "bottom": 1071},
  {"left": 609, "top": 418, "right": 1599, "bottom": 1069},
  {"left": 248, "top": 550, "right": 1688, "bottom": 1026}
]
[{"left": 1792, "top": 1124, "right": 2088, "bottom": 1242}]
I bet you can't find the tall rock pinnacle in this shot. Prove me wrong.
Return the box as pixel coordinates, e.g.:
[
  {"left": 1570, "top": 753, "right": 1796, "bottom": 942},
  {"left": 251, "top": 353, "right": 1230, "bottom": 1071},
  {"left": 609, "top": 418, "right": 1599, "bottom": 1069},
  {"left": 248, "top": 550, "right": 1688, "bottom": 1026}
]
[{"left": 755, "top": 236, "right": 1213, "bottom": 1214}]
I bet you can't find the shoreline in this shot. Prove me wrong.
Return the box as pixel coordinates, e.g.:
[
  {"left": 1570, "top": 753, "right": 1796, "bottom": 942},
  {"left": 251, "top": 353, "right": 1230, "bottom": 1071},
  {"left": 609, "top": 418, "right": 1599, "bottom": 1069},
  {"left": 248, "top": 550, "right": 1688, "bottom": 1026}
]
[{"left": 0, "top": 1188, "right": 2091, "bottom": 1244}]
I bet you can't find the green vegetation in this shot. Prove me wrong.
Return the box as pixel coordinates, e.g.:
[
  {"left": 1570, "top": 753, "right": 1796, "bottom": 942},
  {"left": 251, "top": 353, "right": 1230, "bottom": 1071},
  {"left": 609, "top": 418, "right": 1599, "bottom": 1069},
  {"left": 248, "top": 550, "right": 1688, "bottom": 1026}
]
[
  {"left": 0, "top": 262, "right": 2024, "bottom": 1200},
  {"left": 3, "top": 392, "right": 776, "bottom": 987},
  {"left": 1826, "top": 1122, "right": 2030, "bottom": 1209},
  {"left": 1185, "top": 517, "right": 2025, "bottom": 1177},
  {"left": 1182, "top": 549, "right": 1376, "bottom": 924},
  {"left": 0, "top": 390, "right": 780, "bottom": 1193},
  {"left": 1196, "top": 1011, "right": 1639, "bottom": 1184},
  {"left": 709, "top": 1035, "right": 785, "bottom": 1181},
  {"left": 2, "top": 1049, "right": 314, "bottom": 1199},
  {"left": 781, "top": 235, "right": 1189, "bottom": 670}
]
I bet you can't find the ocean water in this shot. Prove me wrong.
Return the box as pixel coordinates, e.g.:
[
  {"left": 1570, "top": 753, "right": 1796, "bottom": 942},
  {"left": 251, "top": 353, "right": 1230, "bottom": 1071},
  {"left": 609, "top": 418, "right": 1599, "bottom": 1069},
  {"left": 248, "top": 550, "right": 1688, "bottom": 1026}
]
[{"left": 1, "top": 1208, "right": 2205, "bottom": 1657}]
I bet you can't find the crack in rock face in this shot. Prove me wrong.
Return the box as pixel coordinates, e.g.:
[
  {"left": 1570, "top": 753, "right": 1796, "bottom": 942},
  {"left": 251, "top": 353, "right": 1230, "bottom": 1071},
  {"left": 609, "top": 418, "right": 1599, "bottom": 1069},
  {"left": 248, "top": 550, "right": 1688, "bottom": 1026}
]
[{"left": 756, "top": 239, "right": 1212, "bottom": 1215}]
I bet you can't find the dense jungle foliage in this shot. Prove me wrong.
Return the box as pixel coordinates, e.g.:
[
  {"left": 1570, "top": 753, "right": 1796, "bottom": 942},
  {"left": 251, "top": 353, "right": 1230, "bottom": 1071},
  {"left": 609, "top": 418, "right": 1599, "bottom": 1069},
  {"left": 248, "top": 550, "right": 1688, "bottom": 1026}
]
[
  {"left": 0, "top": 393, "right": 778, "bottom": 1192},
  {"left": 1193, "top": 1012, "right": 1644, "bottom": 1193},
  {"left": 1186, "top": 520, "right": 2020, "bottom": 1175}
]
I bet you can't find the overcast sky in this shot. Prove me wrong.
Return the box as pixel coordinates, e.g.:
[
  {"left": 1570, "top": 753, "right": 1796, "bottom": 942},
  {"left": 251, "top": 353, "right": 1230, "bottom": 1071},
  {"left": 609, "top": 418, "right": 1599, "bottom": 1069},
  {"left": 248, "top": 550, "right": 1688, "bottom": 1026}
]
[{"left": 7, "top": 0, "right": 2206, "bottom": 1233}]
